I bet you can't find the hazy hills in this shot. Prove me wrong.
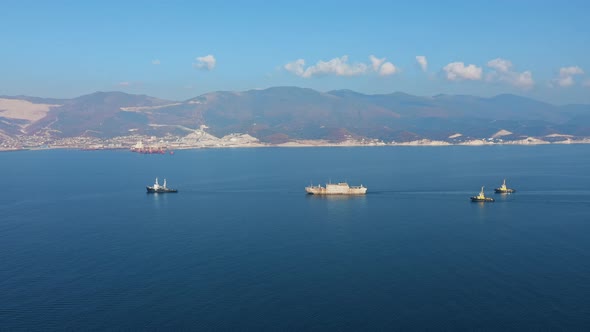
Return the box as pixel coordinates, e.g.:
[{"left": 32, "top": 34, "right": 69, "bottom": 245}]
[{"left": 1, "top": 87, "right": 590, "bottom": 143}]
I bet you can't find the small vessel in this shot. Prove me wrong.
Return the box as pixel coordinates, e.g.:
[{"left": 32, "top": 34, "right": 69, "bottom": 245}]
[
  {"left": 494, "top": 179, "right": 516, "bottom": 193},
  {"left": 470, "top": 186, "right": 494, "bottom": 202},
  {"left": 146, "top": 178, "right": 178, "bottom": 193},
  {"left": 305, "top": 182, "right": 367, "bottom": 195}
]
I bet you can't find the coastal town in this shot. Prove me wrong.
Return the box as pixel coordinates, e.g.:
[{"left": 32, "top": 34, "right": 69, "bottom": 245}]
[
  {"left": 2, "top": 130, "right": 589, "bottom": 152},
  {"left": 0, "top": 131, "right": 263, "bottom": 152}
]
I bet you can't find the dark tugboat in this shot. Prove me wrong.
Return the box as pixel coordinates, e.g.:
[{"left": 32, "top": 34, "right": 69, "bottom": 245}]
[
  {"left": 147, "top": 178, "right": 178, "bottom": 193},
  {"left": 471, "top": 186, "right": 494, "bottom": 202},
  {"left": 494, "top": 179, "right": 516, "bottom": 194}
]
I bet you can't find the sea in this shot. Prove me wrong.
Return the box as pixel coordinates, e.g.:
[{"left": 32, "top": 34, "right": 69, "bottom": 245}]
[{"left": 1, "top": 145, "right": 590, "bottom": 330}]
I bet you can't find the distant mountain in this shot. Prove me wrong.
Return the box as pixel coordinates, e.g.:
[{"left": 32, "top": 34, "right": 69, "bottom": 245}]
[
  {"left": 0, "top": 95, "right": 67, "bottom": 105},
  {"left": 183, "top": 87, "right": 400, "bottom": 142},
  {"left": 1, "top": 87, "right": 590, "bottom": 143},
  {"left": 23, "top": 91, "right": 173, "bottom": 138}
]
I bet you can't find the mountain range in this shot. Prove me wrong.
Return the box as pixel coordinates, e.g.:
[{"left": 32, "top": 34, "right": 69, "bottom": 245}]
[{"left": 1, "top": 87, "right": 590, "bottom": 144}]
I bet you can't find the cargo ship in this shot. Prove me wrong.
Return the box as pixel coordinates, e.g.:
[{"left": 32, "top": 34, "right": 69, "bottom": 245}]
[
  {"left": 146, "top": 178, "right": 178, "bottom": 193},
  {"left": 305, "top": 182, "right": 367, "bottom": 195},
  {"left": 494, "top": 179, "right": 516, "bottom": 193},
  {"left": 131, "top": 141, "right": 166, "bottom": 154},
  {"left": 470, "top": 186, "right": 494, "bottom": 202}
]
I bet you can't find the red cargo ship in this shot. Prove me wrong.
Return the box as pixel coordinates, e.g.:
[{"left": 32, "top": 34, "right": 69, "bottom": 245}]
[{"left": 130, "top": 141, "right": 166, "bottom": 154}]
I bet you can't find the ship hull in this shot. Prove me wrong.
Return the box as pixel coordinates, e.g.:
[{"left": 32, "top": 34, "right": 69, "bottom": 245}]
[
  {"left": 470, "top": 197, "right": 494, "bottom": 202},
  {"left": 494, "top": 188, "right": 516, "bottom": 193},
  {"left": 146, "top": 187, "right": 178, "bottom": 193},
  {"left": 132, "top": 149, "right": 166, "bottom": 154},
  {"left": 306, "top": 191, "right": 367, "bottom": 195}
]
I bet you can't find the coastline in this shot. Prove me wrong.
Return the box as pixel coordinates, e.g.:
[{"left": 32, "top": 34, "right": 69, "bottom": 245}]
[{"left": 3, "top": 137, "right": 590, "bottom": 152}]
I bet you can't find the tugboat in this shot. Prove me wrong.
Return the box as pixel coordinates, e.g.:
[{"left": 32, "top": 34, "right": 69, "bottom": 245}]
[
  {"left": 146, "top": 178, "right": 178, "bottom": 193},
  {"left": 470, "top": 186, "right": 494, "bottom": 202},
  {"left": 494, "top": 179, "right": 516, "bottom": 193}
]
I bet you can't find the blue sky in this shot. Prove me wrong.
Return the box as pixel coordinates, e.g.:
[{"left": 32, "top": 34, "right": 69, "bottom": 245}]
[{"left": 1, "top": 0, "right": 589, "bottom": 104}]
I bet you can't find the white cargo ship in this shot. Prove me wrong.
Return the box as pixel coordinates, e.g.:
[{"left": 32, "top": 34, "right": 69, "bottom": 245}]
[{"left": 305, "top": 182, "right": 367, "bottom": 195}]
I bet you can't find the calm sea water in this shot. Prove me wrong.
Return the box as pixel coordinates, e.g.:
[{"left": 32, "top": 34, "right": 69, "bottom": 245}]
[{"left": 1, "top": 146, "right": 590, "bottom": 330}]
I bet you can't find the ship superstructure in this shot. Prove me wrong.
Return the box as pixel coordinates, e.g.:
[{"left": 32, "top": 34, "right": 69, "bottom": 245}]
[{"left": 147, "top": 178, "right": 178, "bottom": 193}]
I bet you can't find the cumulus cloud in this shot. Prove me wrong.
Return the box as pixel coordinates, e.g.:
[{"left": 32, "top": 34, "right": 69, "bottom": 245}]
[
  {"left": 284, "top": 59, "right": 306, "bottom": 77},
  {"left": 560, "top": 66, "right": 584, "bottom": 76},
  {"left": 486, "top": 58, "right": 534, "bottom": 89},
  {"left": 443, "top": 62, "right": 482, "bottom": 81},
  {"left": 194, "top": 54, "right": 216, "bottom": 71},
  {"left": 555, "top": 66, "right": 584, "bottom": 87},
  {"left": 369, "top": 55, "right": 385, "bottom": 71},
  {"left": 284, "top": 56, "right": 368, "bottom": 78},
  {"left": 487, "top": 58, "right": 512, "bottom": 73},
  {"left": 379, "top": 62, "right": 397, "bottom": 76},
  {"left": 152, "top": 59, "right": 161, "bottom": 65},
  {"left": 284, "top": 55, "right": 398, "bottom": 78},
  {"left": 369, "top": 55, "right": 397, "bottom": 76},
  {"left": 557, "top": 76, "right": 575, "bottom": 87},
  {"left": 415, "top": 56, "right": 427, "bottom": 72},
  {"left": 510, "top": 71, "right": 534, "bottom": 88}
]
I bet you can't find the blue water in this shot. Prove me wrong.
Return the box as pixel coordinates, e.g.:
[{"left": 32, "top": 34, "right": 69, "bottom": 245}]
[{"left": 1, "top": 146, "right": 590, "bottom": 330}]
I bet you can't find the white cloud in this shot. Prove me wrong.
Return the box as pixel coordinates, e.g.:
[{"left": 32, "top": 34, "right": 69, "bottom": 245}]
[
  {"left": 487, "top": 58, "right": 512, "bottom": 72},
  {"left": 560, "top": 66, "right": 584, "bottom": 76},
  {"left": 194, "top": 54, "right": 216, "bottom": 71},
  {"left": 284, "top": 55, "right": 399, "bottom": 78},
  {"left": 557, "top": 76, "right": 574, "bottom": 87},
  {"left": 511, "top": 71, "right": 534, "bottom": 89},
  {"left": 284, "top": 56, "right": 368, "bottom": 78},
  {"left": 555, "top": 66, "right": 584, "bottom": 87},
  {"left": 416, "top": 56, "right": 428, "bottom": 72},
  {"left": 443, "top": 62, "right": 482, "bottom": 81},
  {"left": 284, "top": 59, "right": 306, "bottom": 76},
  {"left": 379, "top": 62, "right": 397, "bottom": 76},
  {"left": 152, "top": 59, "right": 161, "bottom": 65},
  {"left": 370, "top": 55, "right": 398, "bottom": 76},
  {"left": 486, "top": 58, "right": 534, "bottom": 89},
  {"left": 369, "top": 55, "right": 385, "bottom": 71}
]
